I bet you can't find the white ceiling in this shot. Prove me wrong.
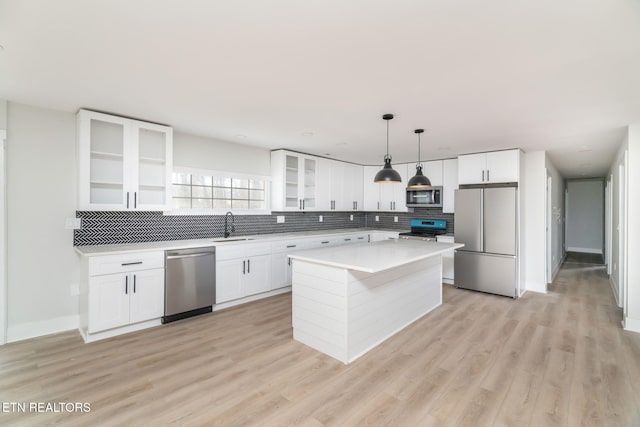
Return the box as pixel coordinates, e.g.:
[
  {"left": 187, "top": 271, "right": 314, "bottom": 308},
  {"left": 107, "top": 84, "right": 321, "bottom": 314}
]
[{"left": 2, "top": 0, "right": 640, "bottom": 179}]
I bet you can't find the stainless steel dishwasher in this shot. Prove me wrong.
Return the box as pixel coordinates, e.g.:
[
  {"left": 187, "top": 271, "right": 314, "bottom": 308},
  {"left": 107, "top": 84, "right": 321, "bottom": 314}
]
[{"left": 163, "top": 247, "right": 216, "bottom": 323}]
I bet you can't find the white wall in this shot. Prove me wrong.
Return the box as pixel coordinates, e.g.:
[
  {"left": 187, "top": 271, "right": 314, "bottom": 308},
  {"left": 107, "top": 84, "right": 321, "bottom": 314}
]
[
  {"left": 522, "top": 150, "right": 547, "bottom": 293},
  {"left": 173, "top": 131, "right": 271, "bottom": 176},
  {"left": 545, "top": 156, "right": 565, "bottom": 279},
  {"left": 6, "top": 103, "right": 80, "bottom": 341},
  {"left": 625, "top": 124, "right": 640, "bottom": 332},
  {"left": 0, "top": 100, "right": 6, "bottom": 128},
  {"left": 565, "top": 179, "right": 604, "bottom": 254}
]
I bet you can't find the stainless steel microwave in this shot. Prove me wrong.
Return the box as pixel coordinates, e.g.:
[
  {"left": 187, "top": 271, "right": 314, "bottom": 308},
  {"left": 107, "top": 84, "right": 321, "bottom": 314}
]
[{"left": 406, "top": 186, "right": 443, "bottom": 207}]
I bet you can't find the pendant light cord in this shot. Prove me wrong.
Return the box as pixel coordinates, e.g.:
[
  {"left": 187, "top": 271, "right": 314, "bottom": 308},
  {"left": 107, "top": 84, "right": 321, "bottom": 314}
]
[
  {"left": 417, "top": 132, "right": 421, "bottom": 166},
  {"left": 386, "top": 120, "right": 390, "bottom": 158}
]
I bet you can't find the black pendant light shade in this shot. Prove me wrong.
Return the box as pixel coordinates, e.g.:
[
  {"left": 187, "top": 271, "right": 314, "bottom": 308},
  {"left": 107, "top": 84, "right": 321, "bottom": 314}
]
[
  {"left": 374, "top": 114, "right": 402, "bottom": 183},
  {"left": 407, "top": 129, "right": 432, "bottom": 188}
]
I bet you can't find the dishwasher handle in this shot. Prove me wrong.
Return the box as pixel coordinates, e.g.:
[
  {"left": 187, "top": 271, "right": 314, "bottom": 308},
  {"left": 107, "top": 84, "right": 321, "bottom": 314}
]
[{"left": 166, "top": 252, "right": 214, "bottom": 260}]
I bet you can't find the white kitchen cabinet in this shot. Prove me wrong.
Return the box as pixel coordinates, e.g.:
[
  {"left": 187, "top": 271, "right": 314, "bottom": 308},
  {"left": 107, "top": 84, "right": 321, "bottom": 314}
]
[
  {"left": 420, "top": 160, "right": 443, "bottom": 187},
  {"left": 363, "top": 166, "right": 382, "bottom": 211},
  {"left": 343, "top": 163, "right": 364, "bottom": 211},
  {"left": 442, "top": 158, "right": 458, "bottom": 213},
  {"left": 77, "top": 109, "right": 173, "bottom": 211},
  {"left": 216, "top": 242, "right": 273, "bottom": 302},
  {"left": 379, "top": 163, "right": 408, "bottom": 212},
  {"left": 85, "top": 251, "right": 165, "bottom": 334},
  {"left": 364, "top": 163, "right": 408, "bottom": 212},
  {"left": 318, "top": 160, "right": 363, "bottom": 211},
  {"left": 436, "top": 235, "right": 455, "bottom": 284},
  {"left": 271, "top": 239, "right": 311, "bottom": 290},
  {"left": 458, "top": 150, "right": 519, "bottom": 185},
  {"left": 271, "top": 150, "right": 319, "bottom": 211}
]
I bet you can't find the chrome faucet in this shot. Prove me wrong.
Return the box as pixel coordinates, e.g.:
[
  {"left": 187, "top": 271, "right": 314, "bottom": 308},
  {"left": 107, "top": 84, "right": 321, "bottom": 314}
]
[{"left": 224, "top": 211, "right": 235, "bottom": 238}]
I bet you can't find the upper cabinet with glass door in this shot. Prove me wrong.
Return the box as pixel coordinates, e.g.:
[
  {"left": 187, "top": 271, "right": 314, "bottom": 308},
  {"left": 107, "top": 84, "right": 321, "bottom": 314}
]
[
  {"left": 78, "top": 109, "right": 173, "bottom": 211},
  {"left": 271, "top": 150, "right": 318, "bottom": 211}
]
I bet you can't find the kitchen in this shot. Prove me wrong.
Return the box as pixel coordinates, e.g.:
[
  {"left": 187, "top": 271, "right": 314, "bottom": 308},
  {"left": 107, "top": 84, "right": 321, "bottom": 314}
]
[{"left": 2, "top": 1, "right": 640, "bottom": 425}]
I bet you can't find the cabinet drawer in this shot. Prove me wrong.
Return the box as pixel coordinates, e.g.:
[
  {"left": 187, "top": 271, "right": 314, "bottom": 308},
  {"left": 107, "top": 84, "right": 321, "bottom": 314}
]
[
  {"left": 271, "top": 239, "right": 310, "bottom": 253},
  {"left": 216, "top": 242, "right": 272, "bottom": 261},
  {"left": 88, "top": 251, "right": 165, "bottom": 276}
]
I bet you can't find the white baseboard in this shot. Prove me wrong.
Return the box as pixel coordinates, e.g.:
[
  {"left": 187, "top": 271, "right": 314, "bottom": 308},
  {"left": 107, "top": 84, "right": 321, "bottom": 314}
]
[
  {"left": 623, "top": 317, "right": 640, "bottom": 334},
  {"left": 442, "top": 278, "right": 454, "bottom": 285},
  {"left": 551, "top": 252, "right": 567, "bottom": 282},
  {"left": 7, "top": 315, "right": 79, "bottom": 343},
  {"left": 566, "top": 247, "right": 603, "bottom": 255}
]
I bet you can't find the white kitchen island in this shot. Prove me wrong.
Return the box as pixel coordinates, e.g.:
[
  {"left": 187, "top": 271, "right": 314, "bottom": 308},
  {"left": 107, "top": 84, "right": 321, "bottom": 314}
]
[{"left": 288, "top": 239, "right": 464, "bottom": 364}]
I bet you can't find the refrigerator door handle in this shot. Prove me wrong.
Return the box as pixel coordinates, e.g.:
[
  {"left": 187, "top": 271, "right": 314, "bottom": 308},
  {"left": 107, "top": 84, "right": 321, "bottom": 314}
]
[{"left": 480, "top": 189, "right": 484, "bottom": 251}]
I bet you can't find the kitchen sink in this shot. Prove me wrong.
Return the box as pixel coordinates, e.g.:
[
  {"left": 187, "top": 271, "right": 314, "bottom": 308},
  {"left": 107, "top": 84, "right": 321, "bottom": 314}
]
[{"left": 212, "top": 237, "right": 255, "bottom": 243}]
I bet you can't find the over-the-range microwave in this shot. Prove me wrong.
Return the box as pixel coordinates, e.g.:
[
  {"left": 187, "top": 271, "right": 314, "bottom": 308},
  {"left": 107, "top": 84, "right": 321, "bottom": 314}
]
[{"left": 406, "top": 186, "right": 443, "bottom": 208}]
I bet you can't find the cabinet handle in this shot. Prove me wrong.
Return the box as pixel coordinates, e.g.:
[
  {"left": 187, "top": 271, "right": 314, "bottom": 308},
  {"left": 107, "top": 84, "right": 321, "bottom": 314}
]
[
  {"left": 126, "top": 192, "right": 130, "bottom": 209},
  {"left": 243, "top": 260, "right": 246, "bottom": 274},
  {"left": 344, "top": 238, "right": 351, "bottom": 241},
  {"left": 303, "top": 200, "right": 305, "bottom": 209},
  {"left": 247, "top": 259, "right": 250, "bottom": 273},
  {"left": 482, "top": 170, "right": 485, "bottom": 182},
  {"left": 321, "top": 241, "right": 330, "bottom": 244},
  {"left": 288, "top": 257, "right": 291, "bottom": 266},
  {"left": 377, "top": 202, "right": 380, "bottom": 210},
  {"left": 121, "top": 261, "right": 143, "bottom": 266},
  {"left": 390, "top": 201, "right": 393, "bottom": 210},
  {"left": 133, "top": 274, "right": 136, "bottom": 293},
  {"left": 357, "top": 236, "right": 365, "bottom": 240},
  {"left": 134, "top": 192, "right": 137, "bottom": 209},
  {"left": 125, "top": 275, "right": 128, "bottom": 294},
  {"left": 355, "top": 201, "right": 358, "bottom": 210},
  {"left": 487, "top": 170, "right": 490, "bottom": 181},
  {"left": 286, "top": 244, "right": 297, "bottom": 248},
  {"left": 299, "top": 199, "right": 302, "bottom": 210}
]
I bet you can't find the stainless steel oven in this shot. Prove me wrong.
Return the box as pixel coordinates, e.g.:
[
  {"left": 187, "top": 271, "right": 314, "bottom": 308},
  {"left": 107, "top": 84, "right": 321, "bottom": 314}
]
[{"left": 406, "top": 186, "right": 442, "bottom": 208}]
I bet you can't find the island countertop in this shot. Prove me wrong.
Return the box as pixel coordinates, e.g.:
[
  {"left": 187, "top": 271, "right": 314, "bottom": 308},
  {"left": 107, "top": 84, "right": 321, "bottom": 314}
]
[{"left": 288, "top": 239, "right": 464, "bottom": 273}]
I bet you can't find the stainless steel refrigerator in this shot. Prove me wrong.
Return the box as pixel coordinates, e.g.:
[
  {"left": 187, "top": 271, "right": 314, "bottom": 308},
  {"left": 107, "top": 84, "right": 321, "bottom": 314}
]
[{"left": 454, "top": 186, "right": 518, "bottom": 298}]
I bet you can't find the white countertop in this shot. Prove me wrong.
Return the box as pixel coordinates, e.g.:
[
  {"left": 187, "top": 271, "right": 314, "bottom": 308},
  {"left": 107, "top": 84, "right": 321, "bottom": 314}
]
[
  {"left": 74, "top": 228, "right": 403, "bottom": 256},
  {"left": 289, "top": 239, "right": 464, "bottom": 273}
]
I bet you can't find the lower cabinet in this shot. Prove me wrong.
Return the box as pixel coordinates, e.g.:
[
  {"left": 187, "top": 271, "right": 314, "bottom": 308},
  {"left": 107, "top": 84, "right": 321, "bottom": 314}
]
[
  {"left": 216, "top": 248, "right": 272, "bottom": 303},
  {"left": 88, "top": 268, "right": 164, "bottom": 334}
]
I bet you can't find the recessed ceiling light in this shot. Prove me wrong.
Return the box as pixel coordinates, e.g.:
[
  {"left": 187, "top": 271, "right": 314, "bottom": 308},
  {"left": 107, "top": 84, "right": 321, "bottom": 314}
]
[
  {"left": 301, "top": 132, "right": 314, "bottom": 137},
  {"left": 235, "top": 134, "right": 246, "bottom": 139}
]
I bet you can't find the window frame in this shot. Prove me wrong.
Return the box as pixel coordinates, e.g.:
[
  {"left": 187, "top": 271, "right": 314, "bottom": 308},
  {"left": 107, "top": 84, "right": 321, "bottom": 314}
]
[{"left": 165, "top": 167, "right": 271, "bottom": 215}]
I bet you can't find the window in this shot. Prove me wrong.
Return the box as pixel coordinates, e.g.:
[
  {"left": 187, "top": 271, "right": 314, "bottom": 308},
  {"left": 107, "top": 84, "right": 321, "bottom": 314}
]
[{"left": 170, "top": 169, "right": 269, "bottom": 213}]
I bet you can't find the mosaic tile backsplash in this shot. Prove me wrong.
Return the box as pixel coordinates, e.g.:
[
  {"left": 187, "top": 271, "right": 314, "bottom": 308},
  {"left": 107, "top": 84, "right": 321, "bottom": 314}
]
[{"left": 74, "top": 208, "right": 454, "bottom": 246}]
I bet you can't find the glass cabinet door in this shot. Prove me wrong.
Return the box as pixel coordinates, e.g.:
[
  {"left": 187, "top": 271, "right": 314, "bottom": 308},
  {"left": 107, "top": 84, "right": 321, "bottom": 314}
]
[
  {"left": 303, "top": 158, "right": 316, "bottom": 209},
  {"left": 88, "top": 118, "right": 126, "bottom": 207},
  {"left": 136, "top": 125, "right": 171, "bottom": 209},
  {"left": 285, "top": 154, "right": 299, "bottom": 209}
]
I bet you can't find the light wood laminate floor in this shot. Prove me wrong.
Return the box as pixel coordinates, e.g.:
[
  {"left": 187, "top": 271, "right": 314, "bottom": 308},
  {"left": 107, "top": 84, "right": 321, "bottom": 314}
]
[{"left": 2, "top": 259, "right": 640, "bottom": 426}]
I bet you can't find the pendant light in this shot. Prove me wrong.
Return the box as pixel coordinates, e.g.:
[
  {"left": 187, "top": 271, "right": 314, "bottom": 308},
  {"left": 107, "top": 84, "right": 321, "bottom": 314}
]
[
  {"left": 373, "top": 114, "right": 402, "bottom": 183},
  {"left": 407, "top": 129, "right": 432, "bottom": 188}
]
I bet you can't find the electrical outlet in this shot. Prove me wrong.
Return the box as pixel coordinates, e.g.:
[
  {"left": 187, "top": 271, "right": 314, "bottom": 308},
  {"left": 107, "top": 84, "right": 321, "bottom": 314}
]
[
  {"left": 319, "top": 215, "right": 323, "bottom": 222},
  {"left": 65, "top": 218, "right": 82, "bottom": 229},
  {"left": 375, "top": 215, "right": 379, "bottom": 222},
  {"left": 276, "top": 215, "right": 285, "bottom": 224},
  {"left": 394, "top": 216, "right": 398, "bottom": 223},
  {"left": 349, "top": 215, "right": 354, "bottom": 221}
]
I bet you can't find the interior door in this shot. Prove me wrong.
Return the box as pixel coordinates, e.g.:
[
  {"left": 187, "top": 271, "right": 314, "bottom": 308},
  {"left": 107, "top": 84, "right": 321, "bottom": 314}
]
[{"left": 454, "top": 188, "right": 482, "bottom": 252}]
